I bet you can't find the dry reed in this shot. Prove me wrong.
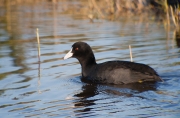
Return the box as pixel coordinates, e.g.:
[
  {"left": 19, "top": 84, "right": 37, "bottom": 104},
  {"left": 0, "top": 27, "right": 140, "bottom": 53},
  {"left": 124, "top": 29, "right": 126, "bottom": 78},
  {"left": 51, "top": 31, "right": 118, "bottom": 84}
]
[
  {"left": 129, "top": 45, "right": 133, "bottom": 62},
  {"left": 36, "top": 28, "right": 41, "bottom": 61}
]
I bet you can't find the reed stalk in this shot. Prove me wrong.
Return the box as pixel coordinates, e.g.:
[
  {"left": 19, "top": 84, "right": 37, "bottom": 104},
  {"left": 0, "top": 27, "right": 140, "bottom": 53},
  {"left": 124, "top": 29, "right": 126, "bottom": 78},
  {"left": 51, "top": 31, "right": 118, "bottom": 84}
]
[
  {"left": 36, "top": 28, "right": 41, "bottom": 61},
  {"left": 170, "top": 6, "right": 177, "bottom": 27},
  {"left": 36, "top": 28, "right": 41, "bottom": 93},
  {"left": 91, "top": 0, "right": 105, "bottom": 18},
  {"left": 129, "top": 45, "right": 133, "bottom": 62}
]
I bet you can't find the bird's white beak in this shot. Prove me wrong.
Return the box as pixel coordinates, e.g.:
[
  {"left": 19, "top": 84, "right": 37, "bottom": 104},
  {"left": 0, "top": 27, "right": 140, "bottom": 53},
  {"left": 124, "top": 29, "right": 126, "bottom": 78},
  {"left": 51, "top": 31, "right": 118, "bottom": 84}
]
[{"left": 64, "top": 48, "right": 73, "bottom": 60}]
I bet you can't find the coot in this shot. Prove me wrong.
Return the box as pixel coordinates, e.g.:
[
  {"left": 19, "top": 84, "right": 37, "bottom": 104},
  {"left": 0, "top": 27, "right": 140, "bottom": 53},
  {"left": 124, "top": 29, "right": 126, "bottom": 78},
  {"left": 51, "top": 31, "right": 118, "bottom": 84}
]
[{"left": 64, "top": 42, "right": 163, "bottom": 84}]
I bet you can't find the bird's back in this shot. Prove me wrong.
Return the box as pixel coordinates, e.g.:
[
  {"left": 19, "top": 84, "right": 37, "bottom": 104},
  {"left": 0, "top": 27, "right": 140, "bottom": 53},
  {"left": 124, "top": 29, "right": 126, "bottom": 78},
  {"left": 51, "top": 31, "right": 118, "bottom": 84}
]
[{"left": 87, "top": 61, "right": 162, "bottom": 84}]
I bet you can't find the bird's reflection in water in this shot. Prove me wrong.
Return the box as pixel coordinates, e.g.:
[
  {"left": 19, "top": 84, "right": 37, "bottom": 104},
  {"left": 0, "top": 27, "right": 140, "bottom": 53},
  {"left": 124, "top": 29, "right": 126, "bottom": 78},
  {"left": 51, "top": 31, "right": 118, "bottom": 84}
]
[
  {"left": 73, "top": 77, "right": 157, "bottom": 116},
  {"left": 73, "top": 78, "right": 98, "bottom": 114}
]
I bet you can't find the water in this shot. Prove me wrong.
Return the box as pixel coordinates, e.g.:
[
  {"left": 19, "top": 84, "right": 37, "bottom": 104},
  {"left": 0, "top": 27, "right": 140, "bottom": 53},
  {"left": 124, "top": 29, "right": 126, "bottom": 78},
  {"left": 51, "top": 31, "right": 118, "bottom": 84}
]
[{"left": 0, "top": 1, "right": 180, "bottom": 118}]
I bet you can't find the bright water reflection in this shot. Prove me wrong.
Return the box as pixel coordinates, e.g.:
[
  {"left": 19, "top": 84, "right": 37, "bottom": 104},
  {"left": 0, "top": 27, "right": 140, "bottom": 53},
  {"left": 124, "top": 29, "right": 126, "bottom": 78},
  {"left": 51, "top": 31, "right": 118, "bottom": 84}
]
[{"left": 0, "top": 0, "right": 180, "bottom": 118}]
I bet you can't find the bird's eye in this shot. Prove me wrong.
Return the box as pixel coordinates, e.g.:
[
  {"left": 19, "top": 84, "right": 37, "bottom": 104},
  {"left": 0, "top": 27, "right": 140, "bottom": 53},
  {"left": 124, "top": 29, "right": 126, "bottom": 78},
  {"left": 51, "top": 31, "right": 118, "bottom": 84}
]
[{"left": 75, "top": 47, "right": 79, "bottom": 51}]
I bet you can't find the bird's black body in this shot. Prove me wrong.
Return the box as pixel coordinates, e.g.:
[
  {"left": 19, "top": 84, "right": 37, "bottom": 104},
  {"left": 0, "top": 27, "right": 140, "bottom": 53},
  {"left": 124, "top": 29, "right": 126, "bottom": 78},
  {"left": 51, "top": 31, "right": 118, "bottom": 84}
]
[{"left": 64, "top": 42, "right": 163, "bottom": 84}]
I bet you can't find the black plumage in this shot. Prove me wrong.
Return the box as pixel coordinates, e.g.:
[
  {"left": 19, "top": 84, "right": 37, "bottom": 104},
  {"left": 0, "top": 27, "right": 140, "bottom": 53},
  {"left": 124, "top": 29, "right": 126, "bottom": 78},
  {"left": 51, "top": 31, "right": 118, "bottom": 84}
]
[{"left": 64, "top": 42, "right": 163, "bottom": 84}]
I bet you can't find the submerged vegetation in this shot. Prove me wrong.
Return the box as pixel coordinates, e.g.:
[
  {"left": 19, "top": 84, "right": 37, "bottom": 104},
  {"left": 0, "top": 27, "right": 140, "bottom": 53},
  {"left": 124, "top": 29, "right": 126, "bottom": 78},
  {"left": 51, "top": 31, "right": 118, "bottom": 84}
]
[
  {"left": 0, "top": 0, "right": 179, "bottom": 21},
  {"left": 0, "top": 0, "right": 180, "bottom": 29},
  {"left": 0, "top": 0, "right": 179, "bottom": 46},
  {"left": 62, "top": 0, "right": 180, "bottom": 29},
  {"left": 86, "top": 0, "right": 180, "bottom": 29}
]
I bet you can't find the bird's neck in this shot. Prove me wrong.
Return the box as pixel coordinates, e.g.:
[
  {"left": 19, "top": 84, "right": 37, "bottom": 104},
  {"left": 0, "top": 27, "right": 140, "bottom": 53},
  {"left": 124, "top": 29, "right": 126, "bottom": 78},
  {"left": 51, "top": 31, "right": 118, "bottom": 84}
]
[{"left": 78, "top": 54, "right": 96, "bottom": 77}]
